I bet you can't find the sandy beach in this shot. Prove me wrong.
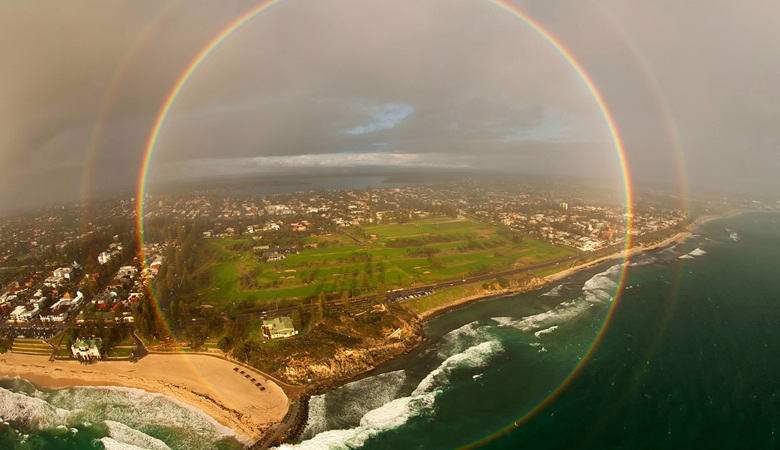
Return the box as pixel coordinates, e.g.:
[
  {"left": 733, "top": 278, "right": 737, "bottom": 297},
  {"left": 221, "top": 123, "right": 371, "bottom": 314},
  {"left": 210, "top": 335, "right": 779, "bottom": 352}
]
[
  {"left": 0, "top": 352, "right": 289, "bottom": 442},
  {"left": 544, "top": 228, "right": 693, "bottom": 283},
  {"left": 419, "top": 224, "right": 699, "bottom": 320}
]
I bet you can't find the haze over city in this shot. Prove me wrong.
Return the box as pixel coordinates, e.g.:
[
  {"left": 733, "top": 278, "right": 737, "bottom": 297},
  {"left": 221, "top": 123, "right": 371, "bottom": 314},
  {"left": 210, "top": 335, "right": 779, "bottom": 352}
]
[
  {"left": 3, "top": 0, "right": 780, "bottom": 213},
  {"left": 2, "top": 2, "right": 780, "bottom": 450}
]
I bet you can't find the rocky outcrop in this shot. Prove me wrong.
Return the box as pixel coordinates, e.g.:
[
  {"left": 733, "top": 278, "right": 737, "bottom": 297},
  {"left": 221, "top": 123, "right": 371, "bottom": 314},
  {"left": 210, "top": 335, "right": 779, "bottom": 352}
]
[
  {"left": 281, "top": 330, "right": 421, "bottom": 385},
  {"left": 244, "top": 305, "right": 423, "bottom": 387}
]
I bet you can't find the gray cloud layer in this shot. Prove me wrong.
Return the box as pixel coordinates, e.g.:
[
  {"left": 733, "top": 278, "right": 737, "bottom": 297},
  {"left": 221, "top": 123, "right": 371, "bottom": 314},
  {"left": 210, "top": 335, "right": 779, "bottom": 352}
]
[{"left": 1, "top": 0, "right": 778, "bottom": 212}]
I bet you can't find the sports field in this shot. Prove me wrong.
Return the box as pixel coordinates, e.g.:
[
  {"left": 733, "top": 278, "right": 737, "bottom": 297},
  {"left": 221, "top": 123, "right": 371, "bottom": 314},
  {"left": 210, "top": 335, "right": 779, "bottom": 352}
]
[{"left": 197, "top": 217, "right": 576, "bottom": 307}]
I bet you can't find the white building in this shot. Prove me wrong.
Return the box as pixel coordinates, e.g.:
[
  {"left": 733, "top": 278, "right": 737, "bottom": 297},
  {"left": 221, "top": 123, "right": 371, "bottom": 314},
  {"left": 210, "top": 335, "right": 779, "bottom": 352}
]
[
  {"left": 44, "top": 267, "right": 74, "bottom": 287},
  {"left": 117, "top": 266, "right": 138, "bottom": 279},
  {"left": 71, "top": 338, "right": 102, "bottom": 362},
  {"left": 98, "top": 251, "right": 112, "bottom": 265},
  {"left": 261, "top": 316, "right": 298, "bottom": 339},
  {"left": 50, "top": 291, "right": 85, "bottom": 312},
  {"left": 40, "top": 313, "right": 66, "bottom": 323},
  {"left": 8, "top": 305, "right": 40, "bottom": 323}
]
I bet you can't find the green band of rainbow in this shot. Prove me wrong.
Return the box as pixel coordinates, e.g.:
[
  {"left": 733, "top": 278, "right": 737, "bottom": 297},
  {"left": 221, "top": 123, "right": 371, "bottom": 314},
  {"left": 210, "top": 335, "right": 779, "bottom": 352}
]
[{"left": 134, "top": 1, "right": 636, "bottom": 443}]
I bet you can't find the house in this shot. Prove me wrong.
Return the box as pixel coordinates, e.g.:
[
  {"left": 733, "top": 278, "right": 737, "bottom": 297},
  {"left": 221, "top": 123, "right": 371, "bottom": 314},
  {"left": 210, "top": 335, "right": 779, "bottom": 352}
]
[
  {"left": 40, "top": 313, "right": 66, "bottom": 323},
  {"left": 117, "top": 266, "right": 138, "bottom": 279},
  {"left": 49, "top": 291, "right": 85, "bottom": 313},
  {"left": 262, "top": 251, "right": 286, "bottom": 262},
  {"left": 44, "top": 267, "right": 74, "bottom": 287},
  {"left": 8, "top": 304, "right": 39, "bottom": 323},
  {"left": 148, "top": 259, "right": 163, "bottom": 273},
  {"left": 261, "top": 316, "right": 298, "bottom": 339},
  {"left": 263, "top": 221, "right": 281, "bottom": 231},
  {"left": 291, "top": 220, "right": 310, "bottom": 232},
  {"left": 54, "top": 267, "right": 72, "bottom": 279},
  {"left": 265, "top": 205, "right": 292, "bottom": 215},
  {"left": 98, "top": 251, "right": 112, "bottom": 265},
  {"left": 71, "top": 337, "right": 102, "bottom": 362}
]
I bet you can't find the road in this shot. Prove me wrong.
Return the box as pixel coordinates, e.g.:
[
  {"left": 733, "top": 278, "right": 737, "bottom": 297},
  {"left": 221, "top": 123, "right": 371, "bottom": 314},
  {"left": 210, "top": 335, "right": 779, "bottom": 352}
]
[{"left": 214, "top": 253, "right": 583, "bottom": 324}]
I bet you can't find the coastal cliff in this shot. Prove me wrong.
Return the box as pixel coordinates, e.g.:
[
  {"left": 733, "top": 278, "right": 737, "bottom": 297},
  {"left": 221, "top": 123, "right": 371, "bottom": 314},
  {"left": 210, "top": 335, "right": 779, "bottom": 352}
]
[{"left": 237, "top": 304, "right": 424, "bottom": 387}]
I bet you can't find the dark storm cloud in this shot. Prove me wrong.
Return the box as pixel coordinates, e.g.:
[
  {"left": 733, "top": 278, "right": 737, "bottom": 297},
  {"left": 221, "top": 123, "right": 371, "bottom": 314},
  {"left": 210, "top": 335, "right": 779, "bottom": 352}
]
[{"left": 2, "top": 0, "right": 779, "bottom": 212}]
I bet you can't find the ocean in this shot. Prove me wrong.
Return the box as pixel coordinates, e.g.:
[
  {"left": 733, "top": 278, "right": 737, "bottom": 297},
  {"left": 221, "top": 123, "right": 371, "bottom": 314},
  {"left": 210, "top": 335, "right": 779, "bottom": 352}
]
[
  {"left": 3, "top": 212, "right": 779, "bottom": 449},
  {"left": 282, "top": 212, "right": 780, "bottom": 449},
  {"left": 0, "top": 379, "right": 244, "bottom": 450}
]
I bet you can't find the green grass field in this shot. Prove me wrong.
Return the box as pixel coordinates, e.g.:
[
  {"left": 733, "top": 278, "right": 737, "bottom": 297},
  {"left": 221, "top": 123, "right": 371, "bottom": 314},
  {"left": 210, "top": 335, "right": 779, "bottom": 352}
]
[{"left": 195, "top": 217, "right": 576, "bottom": 309}]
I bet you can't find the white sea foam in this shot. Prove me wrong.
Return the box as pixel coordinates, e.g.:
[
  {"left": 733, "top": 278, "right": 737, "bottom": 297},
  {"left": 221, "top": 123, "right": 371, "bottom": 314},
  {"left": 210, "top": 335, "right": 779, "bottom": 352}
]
[
  {"left": 491, "top": 264, "right": 618, "bottom": 334},
  {"left": 541, "top": 285, "right": 563, "bottom": 297},
  {"left": 444, "top": 321, "right": 482, "bottom": 340},
  {"left": 680, "top": 247, "right": 707, "bottom": 259},
  {"left": 300, "top": 370, "right": 407, "bottom": 439},
  {"left": 492, "top": 299, "right": 591, "bottom": 333},
  {"left": 0, "top": 381, "right": 238, "bottom": 450},
  {"left": 582, "top": 264, "right": 620, "bottom": 304},
  {"left": 0, "top": 387, "right": 70, "bottom": 429},
  {"left": 729, "top": 232, "right": 740, "bottom": 242},
  {"left": 279, "top": 393, "right": 434, "bottom": 450},
  {"left": 414, "top": 340, "right": 503, "bottom": 396},
  {"left": 281, "top": 340, "right": 503, "bottom": 450},
  {"left": 534, "top": 325, "right": 559, "bottom": 339},
  {"left": 436, "top": 320, "right": 491, "bottom": 358},
  {"left": 301, "top": 395, "right": 328, "bottom": 440},
  {"left": 99, "top": 437, "right": 153, "bottom": 450},
  {"left": 47, "top": 385, "right": 238, "bottom": 443},
  {"left": 629, "top": 256, "right": 656, "bottom": 267},
  {"left": 104, "top": 420, "right": 172, "bottom": 450},
  {"left": 490, "top": 317, "right": 516, "bottom": 327}
]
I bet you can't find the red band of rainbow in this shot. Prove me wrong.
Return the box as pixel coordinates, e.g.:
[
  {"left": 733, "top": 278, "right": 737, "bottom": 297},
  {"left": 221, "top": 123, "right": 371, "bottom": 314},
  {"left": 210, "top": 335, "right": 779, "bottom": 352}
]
[{"left": 133, "top": 1, "right": 636, "bottom": 442}]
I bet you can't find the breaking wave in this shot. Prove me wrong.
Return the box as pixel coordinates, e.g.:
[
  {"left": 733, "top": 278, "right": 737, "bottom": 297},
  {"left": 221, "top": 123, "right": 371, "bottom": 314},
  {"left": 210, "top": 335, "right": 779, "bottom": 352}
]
[
  {"left": 413, "top": 340, "right": 503, "bottom": 396},
  {"left": 0, "top": 386, "right": 70, "bottom": 429},
  {"left": 436, "top": 320, "right": 492, "bottom": 358},
  {"left": 100, "top": 438, "right": 152, "bottom": 450},
  {"left": 679, "top": 247, "right": 707, "bottom": 259},
  {"left": 283, "top": 339, "right": 503, "bottom": 449},
  {"left": 103, "top": 420, "right": 172, "bottom": 450},
  {"left": 542, "top": 285, "right": 564, "bottom": 297},
  {"left": 629, "top": 255, "right": 656, "bottom": 267},
  {"left": 534, "top": 326, "right": 559, "bottom": 339},
  {"left": 582, "top": 264, "right": 620, "bottom": 304},
  {"left": 0, "top": 379, "right": 240, "bottom": 450},
  {"left": 300, "top": 370, "right": 407, "bottom": 439},
  {"left": 492, "top": 264, "right": 620, "bottom": 334}
]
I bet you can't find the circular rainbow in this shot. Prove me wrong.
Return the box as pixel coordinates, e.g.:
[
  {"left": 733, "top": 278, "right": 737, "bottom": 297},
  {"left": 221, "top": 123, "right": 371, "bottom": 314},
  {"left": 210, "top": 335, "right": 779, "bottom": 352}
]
[{"left": 133, "top": 0, "right": 637, "bottom": 444}]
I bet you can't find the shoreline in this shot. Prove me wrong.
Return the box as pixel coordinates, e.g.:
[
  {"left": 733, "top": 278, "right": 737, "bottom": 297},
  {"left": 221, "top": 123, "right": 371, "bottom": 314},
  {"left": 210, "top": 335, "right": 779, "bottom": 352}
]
[
  {"left": 280, "top": 221, "right": 714, "bottom": 444},
  {"left": 3, "top": 212, "right": 754, "bottom": 448},
  {"left": 0, "top": 352, "right": 289, "bottom": 444},
  {"left": 416, "top": 216, "right": 717, "bottom": 322}
]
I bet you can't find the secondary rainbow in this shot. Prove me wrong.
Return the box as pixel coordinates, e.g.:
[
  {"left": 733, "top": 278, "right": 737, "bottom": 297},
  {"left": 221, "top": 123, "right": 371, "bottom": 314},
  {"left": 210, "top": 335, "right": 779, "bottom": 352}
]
[
  {"left": 135, "top": 0, "right": 285, "bottom": 253},
  {"left": 134, "top": 0, "right": 637, "bottom": 440}
]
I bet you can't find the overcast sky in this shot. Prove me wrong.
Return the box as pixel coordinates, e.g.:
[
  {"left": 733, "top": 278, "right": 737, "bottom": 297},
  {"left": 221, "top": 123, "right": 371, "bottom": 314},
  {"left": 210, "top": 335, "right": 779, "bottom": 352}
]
[{"left": 1, "top": 0, "right": 778, "bottom": 213}]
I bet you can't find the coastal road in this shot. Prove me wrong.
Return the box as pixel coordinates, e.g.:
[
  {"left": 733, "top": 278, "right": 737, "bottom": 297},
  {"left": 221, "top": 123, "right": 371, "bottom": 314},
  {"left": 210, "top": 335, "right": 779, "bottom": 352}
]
[{"left": 216, "top": 253, "right": 586, "bottom": 324}]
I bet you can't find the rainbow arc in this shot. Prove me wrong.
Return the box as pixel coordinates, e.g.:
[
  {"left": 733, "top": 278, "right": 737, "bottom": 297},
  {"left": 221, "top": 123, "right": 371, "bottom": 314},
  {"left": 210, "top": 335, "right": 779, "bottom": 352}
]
[{"left": 132, "top": 1, "right": 637, "bottom": 441}]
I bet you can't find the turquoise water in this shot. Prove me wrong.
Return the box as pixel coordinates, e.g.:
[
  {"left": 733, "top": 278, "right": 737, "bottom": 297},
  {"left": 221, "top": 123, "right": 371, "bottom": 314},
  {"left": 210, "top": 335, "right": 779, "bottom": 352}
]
[
  {"left": 0, "top": 378, "right": 244, "bottom": 450},
  {"left": 4, "top": 212, "right": 778, "bottom": 449},
  {"left": 284, "top": 212, "right": 780, "bottom": 449}
]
